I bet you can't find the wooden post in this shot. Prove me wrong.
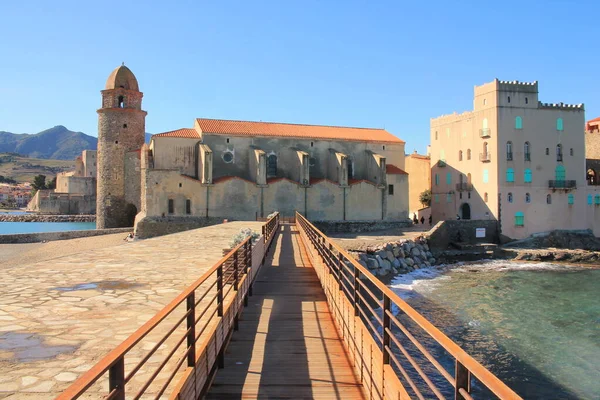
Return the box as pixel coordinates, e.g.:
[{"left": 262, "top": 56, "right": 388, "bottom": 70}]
[
  {"left": 186, "top": 292, "right": 196, "bottom": 367},
  {"left": 108, "top": 357, "right": 125, "bottom": 400},
  {"left": 455, "top": 361, "right": 471, "bottom": 400},
  {"left": 383, "top": 295, "right": 391, "bottom": 365}
]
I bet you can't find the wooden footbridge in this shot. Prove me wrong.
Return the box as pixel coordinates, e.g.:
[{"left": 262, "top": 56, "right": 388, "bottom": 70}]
[{"left": 58, "top": 213, "right": 522, "bottom": 400}]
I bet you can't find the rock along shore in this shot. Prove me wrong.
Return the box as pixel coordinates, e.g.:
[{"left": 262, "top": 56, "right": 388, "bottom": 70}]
[
  {"left": 349, "top": 237, "right": 436, "bottom": 278},
  {"left": 0, "top": 214, "right": 96, "bottom": 223}
]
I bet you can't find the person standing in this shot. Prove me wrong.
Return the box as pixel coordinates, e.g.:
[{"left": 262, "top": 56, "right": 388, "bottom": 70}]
[
  {"left": 420, "top": 216, "right": 425, "bottom": 224},
  {"left": 428, "top": 215, "right": 432, "bottom": 226}
]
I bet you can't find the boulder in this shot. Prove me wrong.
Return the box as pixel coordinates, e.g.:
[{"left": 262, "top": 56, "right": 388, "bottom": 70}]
[
  {"left": 428, "top": 257, "right": 436, "bottom": 265},
  {"left": 358, "top": 260, "right": 368, "bottom": 269},
  {"left": 423, "top": 243, "right": 430, "bottom": 251},
  {"left": 392, "top": 246, "right": 401, "bottom": 257},
  {"left": 385, "top": 251, "right": 395, "bottom": 261},
  {"left": 376, "top": 250, "right": 387, "bottom": 259},
  {"left": 411, "top": 248, "right": 421, "bottom": 257},
  {"left": 367, "top": 258, "right": 378, "bottom": 270},
  {"left": 392, "top": 258, "right": 401, "bottom": 268},
  {"left": 405, "top": 258, "right": 415, "bottom": 267},
  {"left": 380, "top": 259, "right": 392, "bottom": 272}
]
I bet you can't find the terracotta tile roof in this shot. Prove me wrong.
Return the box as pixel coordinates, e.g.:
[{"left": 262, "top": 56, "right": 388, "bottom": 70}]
[
  {"left": 348, "top": 179, "right": 376, "bottom": 186},
  {"left": 196, "top": 118, "right": 404, "bottom": 144},
  {"left": 588, "top": 117, "right": 600, "bottom": 123},
  {"left": 386, "top": 164, "right": 408, "bottom": 175},
  {"left": 153, "top": 128, "right": 199, "bottom": 139}
]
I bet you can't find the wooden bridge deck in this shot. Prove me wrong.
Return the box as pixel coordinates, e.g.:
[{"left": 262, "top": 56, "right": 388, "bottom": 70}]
[{"left": 206, "top": 223, "right": 365, "bottom": 399}]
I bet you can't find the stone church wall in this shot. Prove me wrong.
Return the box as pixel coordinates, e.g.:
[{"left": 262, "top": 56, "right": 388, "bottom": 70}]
[{"left": 306, "top": 180, "right": 344, "bottom": 220}]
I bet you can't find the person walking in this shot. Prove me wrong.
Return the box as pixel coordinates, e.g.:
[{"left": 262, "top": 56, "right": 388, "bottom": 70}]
[
  {"left": 420, "top": 216, "right": 425, "bottom": 224},
  {"left": 428, "top": 215, "right": 432, "bottom": 226}
]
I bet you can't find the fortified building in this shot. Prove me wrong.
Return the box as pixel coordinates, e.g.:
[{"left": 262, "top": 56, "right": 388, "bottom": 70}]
[{"left": 97, "top": 65, "right": 409, "bottom": 236}]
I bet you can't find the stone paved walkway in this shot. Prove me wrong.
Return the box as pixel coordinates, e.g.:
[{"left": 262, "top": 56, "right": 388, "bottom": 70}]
[{"left": 0, "top": 221, "right": 263, "bottom": 399}]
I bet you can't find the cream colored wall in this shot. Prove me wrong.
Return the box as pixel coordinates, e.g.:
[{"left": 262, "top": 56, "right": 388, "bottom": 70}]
[
  {"left": 210, "top": 178, "right": 260, "bottom": 220},
  {"left": 144, "top": 170, "right": 207, "bottom": 217},
  {"left": 385, "top": 174, "right": 409, "bottom": 219},
  {"left": 151, "top": 137, "right": 200, "bottom": 177},
  {"left": 263, "top": 179, "right": 305, "bottom": 217},
  {"left": 405, "top": 155, "right": 431, "bottom": 212},
  {"left": 346, "top": 182, "right": 382, "bottom": 220},
  {"left": 430, "top": 106, "right": 498, "bottom": 222},
  {"left": 306, "top": 180, "right": 344, "bottom": 220},
  {"left": 82, "top": 150, "right": 97, "bottom": 178}
]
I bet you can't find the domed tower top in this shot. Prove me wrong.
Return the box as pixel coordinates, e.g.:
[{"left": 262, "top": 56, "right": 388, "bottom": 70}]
[{"left": 105, "top": 64, "right": 139, "bottom": 91}]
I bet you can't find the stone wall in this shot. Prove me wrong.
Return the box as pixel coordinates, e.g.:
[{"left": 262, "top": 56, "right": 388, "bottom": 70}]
[
  {"left": 27, "top": 190, "right": 96, "bottom": 215},
  {"left": 134, "top": 215, "right": 225, "bottom": 239},
  {"left": 311, "top": 219, "right": 412, "bottom": 234},
  {"left": 0, "top": 227, "right": 130, "bottom": 244},
  {"left": 353, "top": 237, "right": 435, "bottom": 277},
  {"left": 426, "top": 219, "right": 499, "bottom": 249}
]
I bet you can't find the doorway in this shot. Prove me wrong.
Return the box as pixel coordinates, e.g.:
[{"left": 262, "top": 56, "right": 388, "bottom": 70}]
[{"left": 460, "top": 203, "right": 471, "bottom": 220}]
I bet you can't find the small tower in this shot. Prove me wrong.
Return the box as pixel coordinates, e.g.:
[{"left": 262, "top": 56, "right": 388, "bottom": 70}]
[{"left": 96, "top": 65, "right": 147, "bottom": 228}]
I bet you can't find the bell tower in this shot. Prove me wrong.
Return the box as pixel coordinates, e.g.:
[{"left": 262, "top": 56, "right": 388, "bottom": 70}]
[{"left": 96, "top": 64, "right": 147, "bottom": 228}]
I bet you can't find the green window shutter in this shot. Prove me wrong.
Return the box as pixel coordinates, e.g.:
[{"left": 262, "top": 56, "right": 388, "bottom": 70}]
[
  {"left": 506, "top": 168, "right": 514, "bottom": 183},
  {"left": 568, "top": 194, "right": 574, "bottom": 205},
  {"left": 588, "top": 194, "right": 593, "bottom": 205},
  {"left": 524, "top": 169, "right": 532, "bottom": 183},
  {"left": 435, "top": 194, "right": 440, "bottom": 203},
  {"left": 435, "top": 174, "right": 439, "bottom": 185},
  {"left": 483, "top": 169, "right": 489, "bottom": 183},
  {"left": 515, "top": 211, "right": 524, "bottom": 226},
  {"left": 555, "top": 165, "right": 566, "bottom": 181},
  {"left": 446, "top": 172, "right": 452, "bottom": 184},
  {"left": 515, "top": 116, "right": 523, "bottom": 129},
  {"left": 557, "top": 118, "right": 564, "bottom": 131}
]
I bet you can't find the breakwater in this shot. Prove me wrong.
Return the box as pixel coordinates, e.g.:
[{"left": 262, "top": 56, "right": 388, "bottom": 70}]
[
  {"left": 351, "top": 237, "right": 436, "bottom": 277},
  {"left": 0, "top": 214, "right": 96, "bottom": 223}
]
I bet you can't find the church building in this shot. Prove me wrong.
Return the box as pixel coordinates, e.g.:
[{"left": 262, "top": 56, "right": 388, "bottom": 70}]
[{"left": 96, "top": 65, "right": 409, "bottom": 236}]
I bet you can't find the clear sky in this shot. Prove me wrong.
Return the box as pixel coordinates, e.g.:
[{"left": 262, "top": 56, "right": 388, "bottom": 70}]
[{"left": 1, "top": 0, "right": 598, "bottom": 153}]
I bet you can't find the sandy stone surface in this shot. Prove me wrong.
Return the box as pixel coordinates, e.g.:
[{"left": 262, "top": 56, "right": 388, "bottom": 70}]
[
  {"left": 0, "top": 221, "right": 263, "bottom": 399},
  {"left": 329, "top": 224, "right": 432, "bottom": 251}
]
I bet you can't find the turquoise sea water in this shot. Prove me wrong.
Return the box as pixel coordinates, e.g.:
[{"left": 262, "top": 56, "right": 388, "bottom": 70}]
[
  {"left": 390, "top": 261, "right": 600, "bottom": 399},
  {"left": 0, "top": 222, "right": 96, "bottom": 234}
]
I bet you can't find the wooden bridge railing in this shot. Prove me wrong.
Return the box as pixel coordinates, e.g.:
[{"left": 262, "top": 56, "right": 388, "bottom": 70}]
[
  {"left": 57, "top": 212, "right": 280, "bottom": 400},
  {"left": 295, "top": 212, "right": 522, "bottom": 400}
]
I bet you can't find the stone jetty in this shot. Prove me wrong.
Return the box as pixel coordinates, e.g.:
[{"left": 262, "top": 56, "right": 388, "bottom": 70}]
[{"left": 0, "top": 214, "right": 96, "bottom": 223}]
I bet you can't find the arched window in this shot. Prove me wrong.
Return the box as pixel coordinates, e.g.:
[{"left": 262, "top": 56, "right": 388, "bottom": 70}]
[
  {"left": 515, "top": 212, "right": 524, "bottom": 226},
  {"left": 267, "top": 154, "right": 278, "bottom": 177},
  {"left": 546, "top": 147, "right": 550, "bottom": 155},
  {"left": 506, "top": 141, "right": 513, "bottom": 160},
  {"left": 555, "top": 165, "right": 566, "bottom": 181},
  {"left": 467, "top": 173, "right": 472, "bottom": 185},
  {"left": 446, "top": 172, "right": 452, "bottom": 185},
  {"left": 524, "top": 142, "right": 531, "bottom": 161},
  {"left": 118, "top": 96, "right": 124, "bottom": 108},
  {"left": 508, "top": 96, "right": 511, "bottom": 103},
  {"left": 596, "top": 195, "right": 600, "bottom": 205},
  {"left": 435, "top": 131, "right": 438, "bottom": 140},
  {"left": 556, "top": 144, "right": 563, "bottom": 161},
  {"left": 347, "top": 159, "right": 354, "bottom": 179},
  {"left": 570, "top": 148, "right": 574, "bottom": 156},
  {"left": 483, "top": 169, "right": 489, "bottom": 183},
  {"left": 506, "top": 168, "right": 514, "bottom": 183},
  {"left": 525, "top": 97, "right": 529, "bottom": 104},
  {"left": 568, "top": 194, "right": 574, "bottom": 205},
  {"left": 524, "top": 168, "right": 532, "bottom": 183},
  {"left": 515, "top": 116, "right": 523, "bottom": 129},
  {"left": 588, "top": 194, "right": 593, "bottom": 205},
  {"left": 507, "top": 192, "right": 513, "bottom": 203},
  {"left": 459, "top": 150, "right": 463, "bottom": 161},
  {"left": 525, "top": 193, "right": 531, "bottom": 203},
  {"left": 484, "top": 192, "right": 488, "bottom": 202},
  {"left": 547, "top": 194, "right": 552, "bottom": 204},
  {"left": 557, "top": 118, "right": 564, "bottom": 131},
  {"left": 467, "top": 149, "right": 471, "bottom": 160}
]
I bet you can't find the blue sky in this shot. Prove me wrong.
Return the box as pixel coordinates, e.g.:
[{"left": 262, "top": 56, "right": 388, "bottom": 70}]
[{"left": 1, "top": 0, "right": 598, "bottom": 153}]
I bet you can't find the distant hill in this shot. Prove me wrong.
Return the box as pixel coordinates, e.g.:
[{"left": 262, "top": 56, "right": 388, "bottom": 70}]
[
  {"left": 0, "top": 126, "right": 154, "bottom": 160},
  {"left": 0, "top": 153, "right": 75, "bottom": 183}
]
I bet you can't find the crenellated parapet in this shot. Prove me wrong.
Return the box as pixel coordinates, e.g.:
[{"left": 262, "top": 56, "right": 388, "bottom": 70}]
[
  {"left": 431, "top": 111, "right": 475, "bottom": 126},
  {"left": 538, "top": 101, "right": 584, "bottom": 111}
]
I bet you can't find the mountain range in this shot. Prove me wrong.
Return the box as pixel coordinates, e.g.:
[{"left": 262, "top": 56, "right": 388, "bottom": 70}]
[{"left": 0, "top": 126, "right": 153, "bottom": 160}]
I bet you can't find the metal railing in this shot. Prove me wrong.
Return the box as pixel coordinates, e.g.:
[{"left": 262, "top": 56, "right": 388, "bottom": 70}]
[
  {"left": 479, "top": 128, "right": 491, "bottom": 138},
  {"left": 58, "top": 212, "right": 280, "bottom": 400},
  {"left": 549, "top": 180, "right": 576, "bottom": 189},
  {"left": 295, "top": 212, "right": 522, "bottom": 400},
  {"left": 479, "top": 152, "right": 491, "bottom": 162},
  {"left": 455, "top": 183, "right": 473, "bottom": 192}
]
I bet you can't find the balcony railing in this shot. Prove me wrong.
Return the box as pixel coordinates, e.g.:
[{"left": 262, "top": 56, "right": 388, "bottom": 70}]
[
  {"left": 524, "top": 153, "right": 531, "bottom": 162},
  {"left": 480, "top": 152, "right": 491, "bottom": 162},
  {"left": 479, "top": 128, "right": 491, "bottom": 138},
  {"left": 437, "top": 160, "right": 446, "bottom": 167},
  {"left": 456, "top": 182, "right": 473, "bottom": 191},
  {"left": 506, "top": 152, "right": 513, "bottom": 161},
  {"left": 549, "top": 180, "right": 576, "bottom": 189}
]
